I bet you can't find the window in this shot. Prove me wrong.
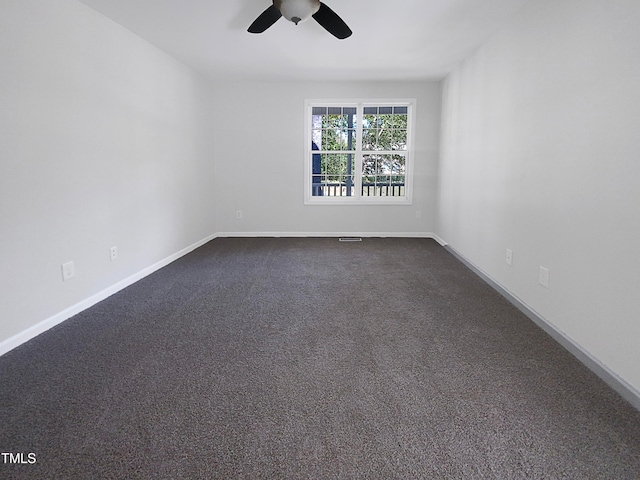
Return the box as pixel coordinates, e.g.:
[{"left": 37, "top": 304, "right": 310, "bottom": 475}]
[{"left": 304, "top": 99, "right": 415, "bottom": 205}]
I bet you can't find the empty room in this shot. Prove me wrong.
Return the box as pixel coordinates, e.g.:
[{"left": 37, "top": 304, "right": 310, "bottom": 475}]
[{"left": 1, "top": 0, "right": 639, "bottom": 478}]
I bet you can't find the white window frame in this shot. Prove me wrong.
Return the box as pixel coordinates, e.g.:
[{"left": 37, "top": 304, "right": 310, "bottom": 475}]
[{"left": 304, "top": 99, "right": 416, "bottom": 205}]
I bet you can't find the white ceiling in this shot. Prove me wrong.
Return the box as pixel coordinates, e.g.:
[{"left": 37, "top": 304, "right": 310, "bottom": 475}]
[{"left": 78, "top": 0, "right": 528, "bottom": 82}]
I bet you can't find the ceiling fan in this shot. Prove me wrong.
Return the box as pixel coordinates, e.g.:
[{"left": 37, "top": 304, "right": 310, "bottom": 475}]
[{"left": 248, "top": 0, "right": 352, "bottom": 39}]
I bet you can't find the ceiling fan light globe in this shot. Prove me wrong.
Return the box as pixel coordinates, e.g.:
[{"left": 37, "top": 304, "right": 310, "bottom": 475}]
[{"left": 277, "top": 0, "right": 320, "bottom": 25}]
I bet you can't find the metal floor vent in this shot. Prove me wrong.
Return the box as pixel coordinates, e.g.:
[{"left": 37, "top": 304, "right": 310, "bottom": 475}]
[{"left": 339, "top": 237, "right": 363, "bottom": 242}]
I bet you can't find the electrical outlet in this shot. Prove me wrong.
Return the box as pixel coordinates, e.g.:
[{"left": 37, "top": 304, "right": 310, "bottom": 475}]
[
  {"left": 62, "top": 261, "right": 75, "bottom": 281},
  {"left": 236, "top": 210, "right": 243, "bottom": 220},
  {"left": 506, "top": 249, "right": 513, "bottom": 266},
  {"left": 415, "top": 210, "right": 422, "bottom": 219},
  {"left": 110, "top": 246, "right": 118, "bottom": 261},
  {"left": 539, "top": 266, "right": 549, "bottom": 288}
]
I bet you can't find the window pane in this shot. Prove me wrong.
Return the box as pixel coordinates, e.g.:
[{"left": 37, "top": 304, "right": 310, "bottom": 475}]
[
  {"left": 323, "top": 129, "right": 338, "bottom": 150},
  {"left": 378, "top": 115, "right": 393, "bottom": 138},
  {"left": 363, "top": 114, "right": 379, "bottom": 128},
  {"left": 323, "top": 153, "right": 349, "bottom": 175},
  {"left": 311, "top": 130, "right": 322, "bottom": 150},
  {"left": 392, "top": 155, "right": 406, "bottom": 174},
  {"left": 391, "top": 129, "right": 407, "bottom": 150},
  {"left": 311, "top": 111, "right": 324, "bottom": 149},
  {"left": 343, "top": 175, "right": 354, "bottom": 197},
  {"left": 378, "top": 155, "right": 391, "bottom": 174},
  {"left": 327, "top": 130, "right": 347, "bottom": 150},
  {"left": 363, "top": 175, "right": 376, "bottom": 184},
  {"left": 325, "top": 114, "right": 343, "bottom": 128},
  {"left": 362, "top": 182, "right": 374, "bottom": 196},
  {"left": 392, "top": 113, "right": 408, "bottom": 129},
  {"left": 362, "top": 126, "right": 375, "bottom": 150},
  {"left": 343, "top": 129, "right": 356, "bottom": 151},
  {"left": 377, "top": 130, "right": 393, "bottom": 150},
  {"left": 362, "top": 155, "right": 376, "bottom": 175}
]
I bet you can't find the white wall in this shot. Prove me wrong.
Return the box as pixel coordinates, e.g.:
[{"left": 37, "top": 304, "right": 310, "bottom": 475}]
[
  {"left": 212, "top": 81, "right": 441, "bottom": 237},
  {"left": 438, "top": 0, "right": 640, "bottom": 394},
  {"left": 0, "top": 0, "right": 216, "bottom": 348}
]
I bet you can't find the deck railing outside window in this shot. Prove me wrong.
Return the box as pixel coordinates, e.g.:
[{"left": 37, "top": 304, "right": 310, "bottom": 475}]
[{"left": 312, "top": 183, "right": 405, "bottom": 197}]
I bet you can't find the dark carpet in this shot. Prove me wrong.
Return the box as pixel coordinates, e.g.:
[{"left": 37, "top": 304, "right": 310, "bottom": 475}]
[{"left": 1, "top": 237, "right": 639, "bottom": 479}]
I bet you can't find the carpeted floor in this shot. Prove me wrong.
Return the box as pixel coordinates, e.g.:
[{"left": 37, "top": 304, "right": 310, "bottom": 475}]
[{"left": 1, "top": 237, "right": 640, "bottom": 479}]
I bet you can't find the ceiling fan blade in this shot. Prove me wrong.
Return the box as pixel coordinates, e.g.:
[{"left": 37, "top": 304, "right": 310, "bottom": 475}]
[
  {"left": 248, "top": 5, "right": 282, "bottom": 34},
  {"left": 312, "top": 2, "right": 352, "bottom": 39}
]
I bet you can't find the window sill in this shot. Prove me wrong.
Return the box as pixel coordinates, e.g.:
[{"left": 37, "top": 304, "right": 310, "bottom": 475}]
[{"left": 304, "top": 197, "right": 413, "bottom": 206}]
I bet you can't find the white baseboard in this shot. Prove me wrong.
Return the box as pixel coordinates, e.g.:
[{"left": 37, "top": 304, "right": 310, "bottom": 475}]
[
  {"left": 215, "top": 231, "right": 440, "bottom": 239},
  {"left": 0, "top": 233, "right": 217, "bottom": 357},
  {"left": 443, "top": 243, "right": 640, "bottom": 412},
  {"left": 430, "top": 233, "right": 448, "bottom": 246}
]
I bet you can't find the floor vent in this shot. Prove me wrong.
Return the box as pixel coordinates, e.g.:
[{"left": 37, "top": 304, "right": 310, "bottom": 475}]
[{"left": 339, "top": 237, "right": 363, "bottom": 242}]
